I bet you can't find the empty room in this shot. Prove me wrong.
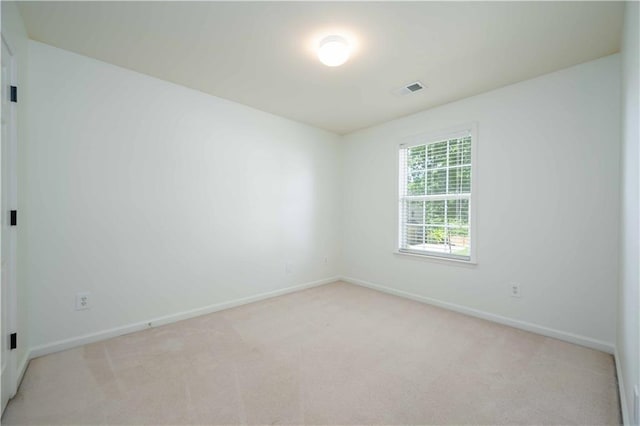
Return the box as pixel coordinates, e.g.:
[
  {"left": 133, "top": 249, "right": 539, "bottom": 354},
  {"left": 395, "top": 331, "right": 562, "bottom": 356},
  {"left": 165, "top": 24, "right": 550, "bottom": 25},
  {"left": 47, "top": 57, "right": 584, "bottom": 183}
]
[{"left": 1, "top": 1, "right": 639, "bottom": 424}]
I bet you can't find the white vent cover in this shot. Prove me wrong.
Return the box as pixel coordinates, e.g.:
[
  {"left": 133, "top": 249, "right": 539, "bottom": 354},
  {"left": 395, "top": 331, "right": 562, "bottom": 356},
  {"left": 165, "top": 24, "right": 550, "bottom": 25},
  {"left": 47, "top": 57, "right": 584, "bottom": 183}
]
[{"left": 393, "top": 81, "right": 425, "bottom": 96}]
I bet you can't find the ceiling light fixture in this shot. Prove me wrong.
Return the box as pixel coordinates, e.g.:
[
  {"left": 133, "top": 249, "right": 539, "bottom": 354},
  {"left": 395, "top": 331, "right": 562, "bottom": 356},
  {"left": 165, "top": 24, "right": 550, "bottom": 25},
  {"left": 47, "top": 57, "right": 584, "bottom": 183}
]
[{"left": 317, "top": 35, "right": 350, "bottom": 67}]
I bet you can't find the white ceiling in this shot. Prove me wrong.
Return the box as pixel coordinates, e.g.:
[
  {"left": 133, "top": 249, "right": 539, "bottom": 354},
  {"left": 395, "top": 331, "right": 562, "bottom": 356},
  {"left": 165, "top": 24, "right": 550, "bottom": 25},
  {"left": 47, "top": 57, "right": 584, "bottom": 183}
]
[{"left": 18, "top": 1, "right": 624, "bottom": 134}]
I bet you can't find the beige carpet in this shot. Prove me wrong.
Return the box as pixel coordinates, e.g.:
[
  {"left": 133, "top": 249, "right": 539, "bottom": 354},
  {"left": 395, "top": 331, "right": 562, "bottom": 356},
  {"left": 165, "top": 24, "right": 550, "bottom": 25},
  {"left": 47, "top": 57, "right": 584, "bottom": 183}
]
[{"left": 2, "top": 281, "right": 620, "bottom": 425}]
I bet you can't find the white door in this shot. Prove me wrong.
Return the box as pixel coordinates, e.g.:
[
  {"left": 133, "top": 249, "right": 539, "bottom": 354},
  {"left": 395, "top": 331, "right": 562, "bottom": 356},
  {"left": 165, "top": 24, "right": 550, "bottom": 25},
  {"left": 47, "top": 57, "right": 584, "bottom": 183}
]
[{"left": 1, "top": 34, "right": 18, "bottom": 415}]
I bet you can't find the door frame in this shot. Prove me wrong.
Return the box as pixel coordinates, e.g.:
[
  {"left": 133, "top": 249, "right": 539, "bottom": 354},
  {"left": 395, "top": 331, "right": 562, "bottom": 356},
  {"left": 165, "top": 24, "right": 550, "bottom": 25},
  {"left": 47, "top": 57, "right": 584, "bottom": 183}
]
[{"left": 1, "top": 31, "right": 19, "bottom": 414}]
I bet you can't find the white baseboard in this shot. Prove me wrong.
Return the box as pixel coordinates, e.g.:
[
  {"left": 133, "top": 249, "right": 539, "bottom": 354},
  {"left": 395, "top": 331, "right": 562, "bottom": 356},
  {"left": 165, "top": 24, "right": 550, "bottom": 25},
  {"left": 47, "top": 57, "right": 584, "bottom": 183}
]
[
  {"left": 341, "top": 276, "right": 615, "bottom": 354},
  {"left": 615, "top": 348, "right": 631, "bottom": 425},
  {"left": 16, "top": 350, "right": 30, "bottom": 390},
  {"left": 29, "top": 276, "right": 340, "bottom": 359}
]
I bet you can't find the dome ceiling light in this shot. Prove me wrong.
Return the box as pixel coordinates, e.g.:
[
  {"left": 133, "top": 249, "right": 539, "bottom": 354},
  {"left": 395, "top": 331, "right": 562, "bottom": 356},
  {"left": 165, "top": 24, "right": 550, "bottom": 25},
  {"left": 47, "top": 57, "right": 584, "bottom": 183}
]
[{"left": 317, "top": 35, "right": 350, "bottom": 67}]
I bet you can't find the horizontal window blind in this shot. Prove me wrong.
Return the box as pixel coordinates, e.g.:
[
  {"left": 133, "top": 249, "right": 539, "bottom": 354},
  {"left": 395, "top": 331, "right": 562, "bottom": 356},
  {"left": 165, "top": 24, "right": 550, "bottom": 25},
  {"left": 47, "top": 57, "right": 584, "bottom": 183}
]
[{"left": 399, "top": 132, "right": 472, "bottom": 260}]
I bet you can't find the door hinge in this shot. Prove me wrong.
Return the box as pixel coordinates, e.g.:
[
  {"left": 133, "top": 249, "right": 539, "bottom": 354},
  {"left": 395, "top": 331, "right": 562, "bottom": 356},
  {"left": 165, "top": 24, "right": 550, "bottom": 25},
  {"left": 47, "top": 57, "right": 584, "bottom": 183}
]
[
  {"left": 10, "top": 86, "right": 17, "bottom": 103},
  {"left": 10, "top": 333, "right": 16, "bottom": 350},
  {"left": 10, "top": 210, "right": 16, "bottom": 226}
]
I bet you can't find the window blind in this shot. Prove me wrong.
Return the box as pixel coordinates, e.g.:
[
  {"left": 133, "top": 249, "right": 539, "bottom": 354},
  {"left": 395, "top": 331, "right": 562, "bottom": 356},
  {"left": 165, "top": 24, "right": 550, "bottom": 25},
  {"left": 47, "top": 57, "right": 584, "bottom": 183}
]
[{"left": 399, "top": 132, "right": 472, "bottom": 260}]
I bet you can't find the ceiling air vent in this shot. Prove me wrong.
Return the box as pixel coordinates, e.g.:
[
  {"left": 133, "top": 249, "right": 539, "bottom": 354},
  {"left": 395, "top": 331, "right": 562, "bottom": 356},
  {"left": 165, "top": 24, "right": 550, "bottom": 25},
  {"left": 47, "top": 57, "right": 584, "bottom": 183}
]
[
  {"left": 393, "top": 81, "right": 426, "bottom": 96},
  {"left": 406, "top": 82, "right": 424, "bottom": 92}
]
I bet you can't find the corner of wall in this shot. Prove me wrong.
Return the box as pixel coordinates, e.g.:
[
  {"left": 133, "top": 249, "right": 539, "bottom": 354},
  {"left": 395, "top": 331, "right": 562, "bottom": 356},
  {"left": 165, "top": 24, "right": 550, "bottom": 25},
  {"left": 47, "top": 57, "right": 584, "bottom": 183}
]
[{"left": 617, "top": 1, "right": 640, "bottom": 425}]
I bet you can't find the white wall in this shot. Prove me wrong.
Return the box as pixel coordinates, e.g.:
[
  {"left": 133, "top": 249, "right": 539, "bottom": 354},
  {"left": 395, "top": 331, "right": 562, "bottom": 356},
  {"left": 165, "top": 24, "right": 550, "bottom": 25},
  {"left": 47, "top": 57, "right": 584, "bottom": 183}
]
[
  {"left": 1, "top": 1, "right": 29, "bottom": 379},
  {"left": 618, "top": 2, "right": 640, "bottom": 424},
  {"left": 342, "top": 55, "right": 621, "bottom": 349},
  {"left": 25, "top": 41, "right": 342, "bottom": 352}
]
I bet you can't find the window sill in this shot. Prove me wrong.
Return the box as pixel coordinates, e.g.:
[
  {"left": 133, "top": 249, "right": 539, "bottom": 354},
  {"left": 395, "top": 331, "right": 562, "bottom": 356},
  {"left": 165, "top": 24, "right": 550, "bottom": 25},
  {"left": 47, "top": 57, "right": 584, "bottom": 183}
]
[{"left": 393, "top": 250, "right": 477, "bottom": 267}]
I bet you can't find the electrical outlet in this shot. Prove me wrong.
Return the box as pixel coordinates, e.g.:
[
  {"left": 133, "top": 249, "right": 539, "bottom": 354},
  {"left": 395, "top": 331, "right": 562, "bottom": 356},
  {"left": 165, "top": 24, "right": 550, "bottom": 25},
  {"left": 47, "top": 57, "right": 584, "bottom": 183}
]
[
  {"left": 75, "top": 292, "right": 90, "bottom": 310},
  {"left": 323, "top": 256, "right": 328, "bottom": 266},
  {"left": 510, "top": 283, "right": 522, "bottom": 298}
]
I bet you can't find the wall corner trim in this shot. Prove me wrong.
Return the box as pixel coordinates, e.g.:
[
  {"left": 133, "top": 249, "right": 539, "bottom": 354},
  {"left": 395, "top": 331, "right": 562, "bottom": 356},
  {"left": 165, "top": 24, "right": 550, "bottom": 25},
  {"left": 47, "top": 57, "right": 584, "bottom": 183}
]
[
  {"left": 340, "top": 275, "right": 615, "bottom": 354},
  {"left": 16, "top": 350, "right": 30, "bottom": 392},
  {"left": 615, "top": 347, "right": 631, "bottom": 425}
]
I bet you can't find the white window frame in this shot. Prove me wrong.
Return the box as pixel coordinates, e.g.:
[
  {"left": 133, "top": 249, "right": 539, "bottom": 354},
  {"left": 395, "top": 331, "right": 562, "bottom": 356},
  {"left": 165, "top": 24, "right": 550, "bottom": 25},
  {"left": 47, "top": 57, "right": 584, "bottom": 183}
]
[{"left": 395, "top": 123, "right": 478, "bottom": 264}]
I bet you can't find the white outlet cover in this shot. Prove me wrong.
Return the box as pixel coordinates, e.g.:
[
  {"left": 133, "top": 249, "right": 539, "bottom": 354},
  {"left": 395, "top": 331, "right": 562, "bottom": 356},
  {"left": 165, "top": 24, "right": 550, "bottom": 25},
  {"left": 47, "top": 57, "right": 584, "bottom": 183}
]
[
  {"left": 510, "top": 283, "right": 522, "bottom": 298},
  {"left": 75, "top": 292, "right": 90, "bottom": 310}
]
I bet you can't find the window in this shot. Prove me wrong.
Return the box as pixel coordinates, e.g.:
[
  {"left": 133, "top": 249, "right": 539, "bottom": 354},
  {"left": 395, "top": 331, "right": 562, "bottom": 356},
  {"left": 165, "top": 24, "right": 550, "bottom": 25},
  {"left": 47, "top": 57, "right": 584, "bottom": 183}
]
[{"left": 398, "top": 126, "right": 475, "bottom": 262}]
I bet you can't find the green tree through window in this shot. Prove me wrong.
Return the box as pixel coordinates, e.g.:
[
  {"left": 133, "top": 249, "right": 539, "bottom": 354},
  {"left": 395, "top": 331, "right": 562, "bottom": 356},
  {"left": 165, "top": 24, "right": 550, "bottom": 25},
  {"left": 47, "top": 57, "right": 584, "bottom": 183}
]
[{"left": 399, "top": 132, "right": 473, "bottom": 260}]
